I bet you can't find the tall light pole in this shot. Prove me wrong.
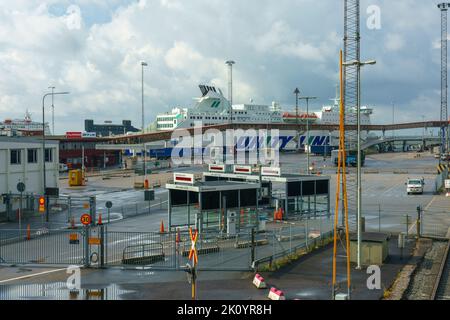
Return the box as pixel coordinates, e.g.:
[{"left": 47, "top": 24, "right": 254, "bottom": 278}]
[
  {"left": 49, "top": 86, "right": 55, "bottom": 135},
  {"left": 225, "top": 60, "right": 235, "bottom": 124},
  {"left": 294, "top": 88, "right": 300, "bottom": 125},
  {"left": 392, "top": 102, "right": 395, "bottom": 140},
  {"left": 141, "top": 61, "right": 148, "bottom": 180},
  {"left": 294, "top": 88, "right": 300, "bottom": 152},
  {"left": 343, "top": 59, "right": 376, "bottom": 270},
  {"left": 422, "top": 115, "right": 426, "bottom": 151},
  {"left": 298, "top": 95, "right": 317, "bottom": 174},
  {"left": 42, "top": 91, "right": 69, "bottom": 222}
]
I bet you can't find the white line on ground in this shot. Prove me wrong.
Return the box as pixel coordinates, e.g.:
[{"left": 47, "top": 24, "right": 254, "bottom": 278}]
[
  {"left": 424, "top": 196, "right": 437, "bottom": 211},
  {"left": 0, "top": 268, "right": 70, "bottom": 284}
]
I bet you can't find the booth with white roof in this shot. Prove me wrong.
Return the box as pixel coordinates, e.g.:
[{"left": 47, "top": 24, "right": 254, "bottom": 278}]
[
  {"left": 203, "top": 164, "right": 331, "bottom": 218},
  {"left": 166, "top": 172, "right": 261, "bottom": 233}
]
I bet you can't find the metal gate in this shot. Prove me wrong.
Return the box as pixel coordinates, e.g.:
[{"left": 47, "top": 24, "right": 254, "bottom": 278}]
[{"left": 0, "top": 228, "right": 86, "bottom": 266}]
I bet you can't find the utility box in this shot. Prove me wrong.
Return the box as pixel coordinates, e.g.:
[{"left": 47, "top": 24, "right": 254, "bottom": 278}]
[
  {"left": 145, "top": 190, "right": 155, "bottom": 201},
  {"left": 227, "top": 211, "right": 237, "bottom": 235},
  {"left": 69, "top": 170, "right": 84, "bottom": 187},
  {"left": 350, "top": 232, "right": 390, "bottom": 266}
]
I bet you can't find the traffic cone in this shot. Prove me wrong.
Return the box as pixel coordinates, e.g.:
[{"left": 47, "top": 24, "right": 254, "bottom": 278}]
[
  {"left": 98, "top": 213, "right": 103, "bottom": 225},
  {"left": 160, "top": 220, "right": 165, "bottom": 234},
  {"left": 27, "top": 224, "right": 31, "bottom": 241}
]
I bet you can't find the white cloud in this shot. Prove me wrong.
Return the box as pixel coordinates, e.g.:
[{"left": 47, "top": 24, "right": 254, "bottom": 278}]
[
  {"left": 0, "top": 0, "right": 445, "bottom": 133},
  {"left": 384, "top": 33, "right": 405, "bottom": 52}
]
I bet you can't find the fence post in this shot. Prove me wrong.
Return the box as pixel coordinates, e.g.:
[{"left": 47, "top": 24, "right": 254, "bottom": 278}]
[
  {"left": 68, "top": 196, "right": 72, "bottom": 223},
  {"left": 378, "top": 204, "right": 381, "bottom": 232},
  {"left": 405, "top": 215, "right": 410, "bottom": 239},
  {"left": 305, "top": 216, "right": 309, "bottom": 250},
  {"left": 89, "top": 196, "right": 96, "bottom": 226},
  {"left": 100, "top": 225, "right": 105, "bottom": 267},
  {"left": 251, "top": 228, "right": 255, "bottom": 267},
  {"left": 84, "top": 226, "right": 90, "bottom": 268},
  {"left": 416, "top": 206, "right": 422, "bottom": 239},
  {"left": 289, "top": 224, "right": 292, "bottom": 254}
]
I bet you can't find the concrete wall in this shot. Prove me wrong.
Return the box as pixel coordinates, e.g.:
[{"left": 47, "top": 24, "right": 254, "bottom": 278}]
[{"left": 0, "top": 138, "right": 59, "bottom": 213}]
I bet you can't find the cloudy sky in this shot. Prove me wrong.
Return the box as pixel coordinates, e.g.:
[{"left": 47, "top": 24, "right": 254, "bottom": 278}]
[{"left": 0, "top": 0, "right": 445, "bottom": 134}]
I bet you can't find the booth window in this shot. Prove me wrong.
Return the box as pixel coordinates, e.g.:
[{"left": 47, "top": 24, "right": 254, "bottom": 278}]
[
  {"left": 45, "top": 148, "right": 53, "bottom": 163},
  {"left": 27, "top": 149, "right": 38, "bottom": 164},
  {"left": 10, "top": 149, "right": 21, "bottom": 165}
]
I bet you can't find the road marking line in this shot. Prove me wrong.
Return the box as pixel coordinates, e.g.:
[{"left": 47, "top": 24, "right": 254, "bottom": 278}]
[
  {"left": 424, "top": 196, "right": 437, "bottom": 211},
  {"left": 0, "top": 268, "right": 67, "bottom": 284}
]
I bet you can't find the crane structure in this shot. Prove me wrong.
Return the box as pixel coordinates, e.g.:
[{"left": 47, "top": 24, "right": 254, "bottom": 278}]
[
  {"left": 438, "top": 3, "right": 450, "bottom": 164},
  {"left": 343, "top": 0, "right": 360, "bottom": 221},
  {"left": 332, "top": 50, "right": 352, "bottom": 300}
]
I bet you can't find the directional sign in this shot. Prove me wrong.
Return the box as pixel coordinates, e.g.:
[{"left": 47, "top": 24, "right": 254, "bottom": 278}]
[
  {"left": 188, "top": 228, "right": 198, "bottom": 266},
  {"left": 69, "top": 233, "right": 80, "bottom": 245},
  {"left": 80, "top": 214, "right": 92, "bottom": 226},
  {"left": 17, "top": 182, "right": 25, "bottom": 193},
  {"left": 88, "top": 237, "right": 101, "bottom": 245}
]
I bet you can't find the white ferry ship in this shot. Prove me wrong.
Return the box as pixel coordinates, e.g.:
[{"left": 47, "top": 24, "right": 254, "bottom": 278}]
[
  {"left": 151, "top": 85, "right": 373, "bottom": 154},
  {"left": 0, "top": 111, "right": 51, "bottom": 137}
]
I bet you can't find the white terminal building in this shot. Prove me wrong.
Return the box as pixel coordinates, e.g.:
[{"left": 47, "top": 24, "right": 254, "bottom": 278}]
[{"left": 0, "top": 137, "right": 59, "bottom": 215}]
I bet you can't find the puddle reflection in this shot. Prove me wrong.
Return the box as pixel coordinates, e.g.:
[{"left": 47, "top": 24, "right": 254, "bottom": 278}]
[{"left": 0, "top": 282, "right": 132, "bottom": 300}]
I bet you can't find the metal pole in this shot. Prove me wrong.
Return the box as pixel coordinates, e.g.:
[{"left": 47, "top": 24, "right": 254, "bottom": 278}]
[
  {"left": 141, "top": 62, "right": 148, "bottom": 180},
  {"left": 226, "top": 61, "right": 235, "bottom": 124},
  {"left": 307, "top": 98, "right": 310, "bottom": 174},
  {"left": 19, "top": 191, "right": 22, "bottom": 238},
  {"left": 42, "top": 91, "right": 69, "bottom": 216},
  {"left": 357, "top": 63, "right": 362, "bottom": 270},
  {"left": 299, "top": 96, "right": 317, "bottom": 175},
  {"left": 378, "top": 204, "right": 381, "bottom": 232},
  {"left": 42, "top": 94, "right": 47, "bottom": 222},
  {"left": 49, "top": 86, "right": 55, "bottom": 135}
]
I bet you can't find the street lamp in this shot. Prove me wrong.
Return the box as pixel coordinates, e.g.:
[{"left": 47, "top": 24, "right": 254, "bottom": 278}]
[
  {"left": 225, "top": 60, "right": 235, "bottom": 124},
  {"left": 42, "top": 91, "right": 69, "bottom": 222},
  {"left": 294, "top": 88, "right": 300, "bottom": 126},
  {"left": 48, "top": 86, "right": 55, "bottom": 135},
  {"left": 141, "top": 61, "right": 148, "bottom": 180},
  {"left": 343, "top": 58, "right": 376, "bottom": 270},
  {"left": 298, "top": 95, "right": 318, "bottom": 175}
]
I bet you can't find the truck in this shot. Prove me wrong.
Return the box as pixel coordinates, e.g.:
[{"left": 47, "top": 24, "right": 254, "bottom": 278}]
[
  {"left": 332, "top": 150, "right": 366, "bottom": 167},
  {"left": 406, "top": 178, "right": 425, "bottom": 195}
]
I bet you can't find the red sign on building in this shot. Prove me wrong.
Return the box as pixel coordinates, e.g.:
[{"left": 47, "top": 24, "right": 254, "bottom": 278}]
[{"left": 65, "top": 132, "right": 83, "bottom": 139}]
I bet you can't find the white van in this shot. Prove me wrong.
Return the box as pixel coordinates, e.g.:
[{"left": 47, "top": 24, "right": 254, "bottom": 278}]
[{"left": 406, "top": 178, "right": 425, "bottom": 195}]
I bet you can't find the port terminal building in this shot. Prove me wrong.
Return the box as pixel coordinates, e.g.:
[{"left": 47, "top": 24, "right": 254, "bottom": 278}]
[
  {"left": 0, "top": 137, "right": 59, "bottom": 218},
  {"left": 166, "top": 165, "right": 330, "bottom": 233}
]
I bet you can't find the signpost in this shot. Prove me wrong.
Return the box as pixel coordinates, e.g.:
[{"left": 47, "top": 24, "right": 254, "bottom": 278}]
[
  {"left": 188, "top": 228, "right": 198, "bottom": 300},
  {"left": 80, "top": 214, "right": 92, "bottom": 226},
  {"left": 17, "top": 182, "right": 25, "bottom": 237},
  {"left": 105, "top": 201, "right": 113, "bottom": 223}
]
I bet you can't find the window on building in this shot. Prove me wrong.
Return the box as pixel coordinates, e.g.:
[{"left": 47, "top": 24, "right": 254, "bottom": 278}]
[
  {"left": 27, "top": 149, "right": 38, "bottom": 163},
  {"left": 10, "top": 149, "right": 21, "bottom": 165},
  {"left": 45, "top": 148, "right": 53, "bottom": 163}
]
